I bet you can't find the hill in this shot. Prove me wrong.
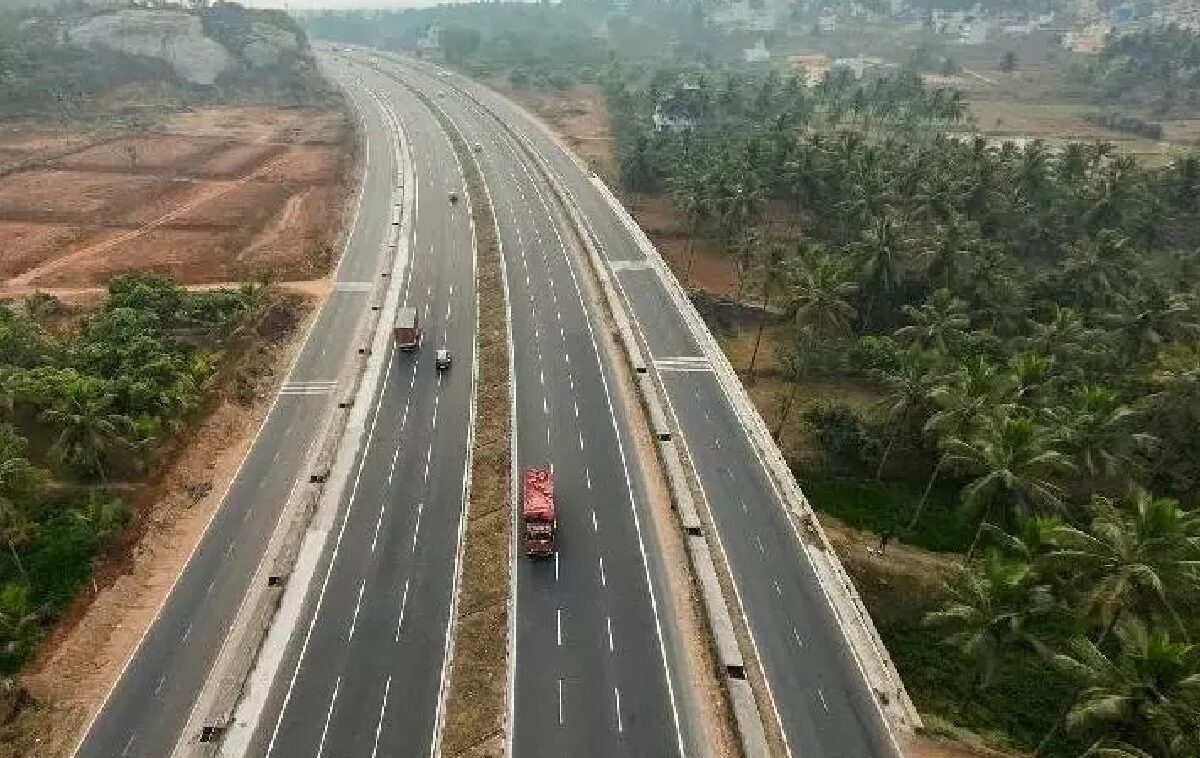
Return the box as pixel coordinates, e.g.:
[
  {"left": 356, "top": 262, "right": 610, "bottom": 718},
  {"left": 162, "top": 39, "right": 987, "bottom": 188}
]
[{"left": 0, "top": 2, "right": 335, "bottom": 116}]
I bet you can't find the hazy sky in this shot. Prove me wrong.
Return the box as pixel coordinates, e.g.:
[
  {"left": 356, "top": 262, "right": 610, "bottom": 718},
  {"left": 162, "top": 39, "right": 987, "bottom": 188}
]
[{"left": 239, "top": 0, "right": 442, "bottom": 9}]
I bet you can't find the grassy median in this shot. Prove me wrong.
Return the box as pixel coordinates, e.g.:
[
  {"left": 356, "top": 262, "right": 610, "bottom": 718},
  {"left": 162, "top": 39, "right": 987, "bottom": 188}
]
[{"left": 413, "top": 89, "right": 511, "bottom": 757}]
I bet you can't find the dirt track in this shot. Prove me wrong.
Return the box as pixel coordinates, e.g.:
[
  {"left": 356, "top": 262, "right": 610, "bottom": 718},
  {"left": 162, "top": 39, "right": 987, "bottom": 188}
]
[{"left": 0, "top": 108, "right": 351, "bottom": 293}]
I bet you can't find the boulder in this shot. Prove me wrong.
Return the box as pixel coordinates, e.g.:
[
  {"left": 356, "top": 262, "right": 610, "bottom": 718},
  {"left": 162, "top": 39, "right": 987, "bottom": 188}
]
[{"left": 68, "top": 10, "right": 236, "bottom": 86}]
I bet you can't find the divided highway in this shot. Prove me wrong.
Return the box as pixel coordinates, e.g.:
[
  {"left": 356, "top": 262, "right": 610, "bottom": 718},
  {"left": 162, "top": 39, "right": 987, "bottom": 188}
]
[
  {"left": 243, "top": 60, "right": 476, "bottom": 758},
  {"left": 74, "top": 71, "right": 399, "bottom": 758},
  {"left": 389, "top": 55, "right": 900, "bottom": 757}
]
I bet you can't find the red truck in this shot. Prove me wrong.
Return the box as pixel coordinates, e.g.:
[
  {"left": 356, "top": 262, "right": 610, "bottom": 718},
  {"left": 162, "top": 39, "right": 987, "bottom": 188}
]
[
  {"left": 521, "top": 466, "right": 556, "bottom": 557},
  {"left": 393, "top": 307, "right": 420, "bottom": 350}
]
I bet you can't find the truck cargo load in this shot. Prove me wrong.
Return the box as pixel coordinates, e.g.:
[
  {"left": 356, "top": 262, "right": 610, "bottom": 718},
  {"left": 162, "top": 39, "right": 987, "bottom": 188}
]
[
  {"left": 521, "top": 466, "right": 556, "bottom": 557},
  {"left": 393, "top": 307, "right": 420, "bottom": 350}
]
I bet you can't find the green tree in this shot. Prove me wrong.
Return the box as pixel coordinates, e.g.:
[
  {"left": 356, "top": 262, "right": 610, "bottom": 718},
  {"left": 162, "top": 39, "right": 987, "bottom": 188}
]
[
  {"left": 784, "top": 241, "right": 858, "bottom": 342},
  {"left": 923, "top": 554, "right": 1054, "bottom": 714},
  {"left": 895, "top": 288, "right": 970, "bottom": 359},
  {"left": 1048, "top": 491, "right": 1200, "bottom": 642},
  {"left": 944, "top": 409, "right": 1073, "bottom": 526},
  {"left": 871, "top": 346, "right": 939, "bottom": 480},
  {"left": 39, "top": 382, "right": 130, "bottom": 480},
  {"left": 1051, "top": 621, "right": 1200, "bottom": 757}
]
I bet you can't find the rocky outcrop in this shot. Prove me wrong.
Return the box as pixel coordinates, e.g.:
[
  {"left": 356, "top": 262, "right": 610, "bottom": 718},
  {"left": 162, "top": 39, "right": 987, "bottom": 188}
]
[
  {"left": 67, "top": 10, "right": 236, "bottom": 86},
  {"left": 241, "top": 21, "right": 300, "bottom": 68}
]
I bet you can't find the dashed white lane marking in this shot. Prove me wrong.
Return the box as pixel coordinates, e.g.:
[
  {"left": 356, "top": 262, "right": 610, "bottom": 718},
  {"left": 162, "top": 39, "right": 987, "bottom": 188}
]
[
  {"left": 225, "top": 541, "right": 235, "bottom": 558},
  {"left": 614, "top": 687, "right": 624, "bottom": 733},
  {"left": 181, "top": 622, "right": 192, "bottom": 641},
  {"left": 554, "top": 552, "right": 560, "bottom": 582},
  {"left": 591, "top": 510, "right": 598, "bottom": 532},
  {"left": 543, "top": 396, "right": 548, "bottom": 415},
  {"left": 773, "top": 579, "right": 783, "bottom": 596},
  {"left": 370, "top": 676, "right": 392, "bottom": 758},
  {"left": 606, "top": 616, "right": 615, "bottom": 652},
  {"left": 585, "top": 467, "right": 592, "bottom": 489},
  {"left": 371, "top": 503, "right": 385, "bottom": 553},
  {"left": 411, "top": 502, "right": 423, "bottom": 553},
  {"left": 577, "top": 429, "right": 585, "bottom": 451},
  {"left": 755, "top": 536, "right": 765, "bottom": 555},
  {"left": 556, "top": 607, "right": 563, "bottom": 646},
  {"left": 792, "top": 626, "right": 804, "bottom": 648},
  {"left": 395, "top": 580, "right": 409, "bottom": 642},
  {"left": 598, "top": 556, "right": 607, "bottom": 587},
  {"left": 557, "top": 678, "right": 565, "bottom": 726},
  {"left": 348, "top": 580, "right": 366, "bottom": 641},
  {"left": 573, "top": 400, "right": 580, "bottom": 418},
  {"left": 152, "top": 674, "right": 166, "bottom": 697},
  {"left": 121, "top": 734, "right": 135, "bottom": 757},
  {"left": 315, "top": 676, "right": 341, "bottom": 758},
  {"left": 817, "top": 688, "right": 830, "bottom": 712}
]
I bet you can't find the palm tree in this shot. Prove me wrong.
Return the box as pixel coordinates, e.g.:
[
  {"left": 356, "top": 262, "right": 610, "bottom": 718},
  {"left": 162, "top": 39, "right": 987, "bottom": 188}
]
[
  {"left": 1047, "top": 491, "right": 1200, "bottom": 642},
  {"left": 919, "top": 214, "right": 979, "bottom": 291},
  {"left": 895, "top": 288, "right": 970, "bottom": 359},
  {"left": 0, "top": 427, "right": 40, "bottom": 585},
  {"left": 1051, "top": 385, "right": 1155, "bottom": 483},
  {"left": 1059, "top": 230, "right": 1138, "bottom": 310},
  {"left": 39, "top": 383, "right": 130, "bottom": 480},
  {"left": 746, "top": 238, "right": 795, "bottom": 382},
  {"left": 668, "top": 171, "right": 711, "bottom": 287},
  {"left": 1050, "top": 621, "right": 1200, "bottom": 757},
  {"left": 943, "top": 409, "right": 1073, "bottom": 526},
  {"left": 872, "top": 347, "right": 939, "bottom": 480},
  {"left": 923, "top": 554, "right": 1054, "bottom": 714},
  {"left": 783, "top": 241, "right": 858, "bottom": 341},
  {"left": 851, "top": 212, "right": 909, "bottom": 330},
  {"left": 0, "top": 582, "right": 41, "bottom": 661},
  {"left": 1104, "top": 286, "right": 1199, "bottom": 367}
]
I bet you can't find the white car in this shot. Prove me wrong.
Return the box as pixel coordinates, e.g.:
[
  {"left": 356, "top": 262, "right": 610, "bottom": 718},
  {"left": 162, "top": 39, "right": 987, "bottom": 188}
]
[{"left": 435, "top": 349, "right": 452, "bottom": 370}]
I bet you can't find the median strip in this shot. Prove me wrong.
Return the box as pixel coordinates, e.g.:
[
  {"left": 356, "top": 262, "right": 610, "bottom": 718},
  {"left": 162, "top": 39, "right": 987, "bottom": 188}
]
[{"left": 405, "top": 87, "right": 512, "bottom": 756}]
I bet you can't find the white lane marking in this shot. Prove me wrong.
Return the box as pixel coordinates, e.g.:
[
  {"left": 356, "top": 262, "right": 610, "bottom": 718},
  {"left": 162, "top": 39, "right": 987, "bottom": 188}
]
[
  {"left": 225, "top": 541, "right": 235, "bottom": 558},
  {"left": 557, "top": 678, "right": 565, "bottom": 726},
  {"left": 606, "top": 616, "right": 615, "bottom": 652},
  {"left": 598, "top": 556, "right": 607, "bottom": 587},
  {"left": 591, "top": 509, "right": 598, "bottom": 532},
  {"left": 585, "top": 467, "right": 591, "bottom": 490},
  {"left": 315, "top": 676, "right": 341, "bottom": 758},
  {"left": 755, "top": 536, "right": 766, "bottom": 555},
  {"left": 792, "top": 626, "right": 804, "bottom": 648},
  {"left": 614, "top": 687, "right": 624, "bottom": 733},
  {"left": 577, "top": 429, "right": 585, "bottom": 451},
  {"left": 121, "top": 734, "right": 135, "bottom": 757},
  {"left": 424, "top": 444, "right": 432, "bottom": 482},
  {"left": 152, "top": 674, "right": 166, "bottom": 697},
  {"left": 412, "top": 502, "right": 423, "bottom": 552},
  {"left": 554, "top": 552, "right": 560, "bottom": 582},
  {"left": 773, "top": 579, "right": 783, "bottom": 597},
  {"left": 556, "top": 607, "right": 563, "bottom": 646},
  {"left": 387, "top": 445, "right": 401, "bottom": 484},
  {"left": 542, "top": 396, "right": 548, "bottom": 415},
  {"left": 395, "top": 580, "right": 409, "bottom": 642},
  {"left": 818, "top": 688, "right": 830, "bottom": 712},
  {"left": 348, "top": 580, "right": 366, "bottom": 641},
  {"left": 573, "top": 400, "right": 579, "bottom": 418},
  {"left": 370, "top": 676, "right": 392, "bottom": 758},
  {"left": 181, "top": 622, "right": 192, "bottom": 641},
  {"left": 371, "top": 502, "right": 385, "bottom": 553}
]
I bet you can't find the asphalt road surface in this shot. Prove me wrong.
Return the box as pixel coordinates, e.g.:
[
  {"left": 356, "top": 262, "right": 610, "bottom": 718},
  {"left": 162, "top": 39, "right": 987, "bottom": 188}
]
[
  {"left": 376, "top": 60, "right": 690, "bottom": 758},
  {"left": 74, "top": 67, "right": 399, "bottom": 758},
  {"left": 243, "top": 60, "right": 477, "bottom": 758},
  {"left": 392, "top": 55, "right": 897, "bottom": 758}
]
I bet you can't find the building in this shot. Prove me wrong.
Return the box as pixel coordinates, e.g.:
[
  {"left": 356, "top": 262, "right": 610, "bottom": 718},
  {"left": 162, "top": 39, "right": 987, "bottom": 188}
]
[{"left": 416, "top": 25, "right": 440, "bottom": 57}]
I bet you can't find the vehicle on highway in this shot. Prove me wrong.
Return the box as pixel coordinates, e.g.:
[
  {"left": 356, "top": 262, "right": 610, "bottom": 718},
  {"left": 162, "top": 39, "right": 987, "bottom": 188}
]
[
  {"left": 435, "top": 348, "right": 452, "bottom": 370},
  {"left": 448, "top": 191, "right": 458, "bottom": 205},
  {"left": 521, "top": 466, "right": 556, "bottom": 557},
  {"left": 472, "top": 142, "right": 482, "bottom": 153},
  {"left": 393, "top": 307, "right": 421, "bottom": 350}
]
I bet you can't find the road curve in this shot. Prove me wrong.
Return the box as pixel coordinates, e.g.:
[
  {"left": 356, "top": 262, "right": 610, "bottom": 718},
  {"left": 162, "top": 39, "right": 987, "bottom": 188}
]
[
  {"left": 73, "top": 64, "right": 399, "bottom": 758},
  {"left": 353, "top": 53, "right": 693, "bottom": 758},
  {"left": 391, "top": 53, "right": 900, "bottom": 758},
  {"left": 239, "top": 59, "right": 478, "bottom": 758}
]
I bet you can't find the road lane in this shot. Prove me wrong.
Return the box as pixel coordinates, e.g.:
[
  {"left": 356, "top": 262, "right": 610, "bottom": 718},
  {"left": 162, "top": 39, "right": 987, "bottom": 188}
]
[
  {"left": 74, "top": 67, "right": 398, "bottom": 758},
  {"left": 401, "top": 55, "right": 899, "bottom": 757},
  {"left": 245, "top": 61, "right": 476, "bottom": 758}
]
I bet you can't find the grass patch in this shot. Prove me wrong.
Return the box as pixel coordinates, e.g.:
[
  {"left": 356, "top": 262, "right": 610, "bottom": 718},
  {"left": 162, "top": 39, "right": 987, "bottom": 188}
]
[{"left": 798, "top": 469, "right": 972, "bottom": 554}]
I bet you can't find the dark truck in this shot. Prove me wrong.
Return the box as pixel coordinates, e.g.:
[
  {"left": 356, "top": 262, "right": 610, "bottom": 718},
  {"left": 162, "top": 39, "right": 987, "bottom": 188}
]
[
  {"left": 393, "top": 307, "right": 420, "bottom": 350},
  {"left": 521, "top": 466, "right": 556, "bottom": 557}
]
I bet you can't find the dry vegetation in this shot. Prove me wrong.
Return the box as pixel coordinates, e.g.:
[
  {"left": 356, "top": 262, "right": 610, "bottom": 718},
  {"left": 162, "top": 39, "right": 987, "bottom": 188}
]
[{"left": 0, "top": 107, "right": 352, "bottom": 294}]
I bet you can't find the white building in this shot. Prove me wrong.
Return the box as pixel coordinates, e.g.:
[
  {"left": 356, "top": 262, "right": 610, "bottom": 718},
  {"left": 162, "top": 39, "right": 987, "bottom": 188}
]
[{"left": 743, "top": 38, "right": 770, "bottom": 63}]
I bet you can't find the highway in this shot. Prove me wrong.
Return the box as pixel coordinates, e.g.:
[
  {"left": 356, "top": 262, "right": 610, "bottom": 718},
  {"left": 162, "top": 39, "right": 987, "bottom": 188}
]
[
  {"left": 389, "top": 56, "right": 898, "bottom": 757},
  {"left": 345, "top": 56, "right": 691, "bottom": 758},
  {"left": 244, "top": 59, "right": 477, "bottom": 758},
  {"left": 73, "top": 67, "right": 400, "bottom": 758}
]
